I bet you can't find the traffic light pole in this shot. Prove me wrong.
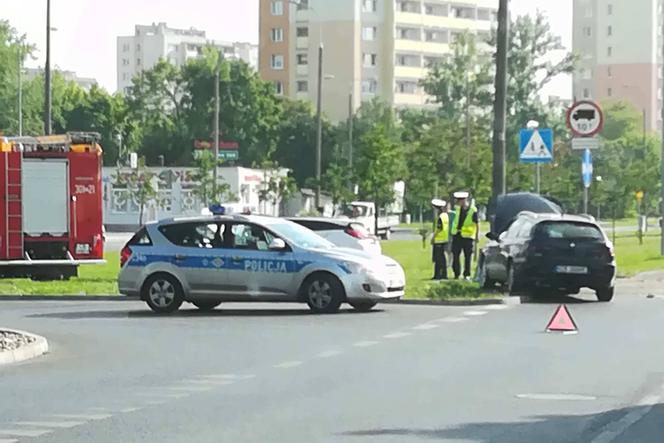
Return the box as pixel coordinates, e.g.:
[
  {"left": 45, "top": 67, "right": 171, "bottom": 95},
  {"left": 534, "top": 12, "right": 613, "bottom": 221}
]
[{"left": 491, "top": 0, "right": 509, "bottom": 203}]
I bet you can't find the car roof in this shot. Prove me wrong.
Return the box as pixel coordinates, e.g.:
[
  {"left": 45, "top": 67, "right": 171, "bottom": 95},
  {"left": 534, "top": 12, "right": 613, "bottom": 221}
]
[
  {"left": 517, "top": 211, "right": 598, "bottom": 225},
  {"left": 287, "top": 217, "right": 351, "bottom": 226},
  {"left": 153, "top": 214, "right": 282, "bottom": 226}
]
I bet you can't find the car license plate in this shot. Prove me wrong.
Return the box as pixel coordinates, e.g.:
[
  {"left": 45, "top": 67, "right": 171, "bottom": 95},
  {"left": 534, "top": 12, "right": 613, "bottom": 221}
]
[
  {"left": 390, "top": 280, "right": 403, "bottom": 288},
  {"left": 76, "top": 243, "right": 91, "bottom": 254},
  {"left": 555, "top": 265, "right": 588, "bottom": 275}
]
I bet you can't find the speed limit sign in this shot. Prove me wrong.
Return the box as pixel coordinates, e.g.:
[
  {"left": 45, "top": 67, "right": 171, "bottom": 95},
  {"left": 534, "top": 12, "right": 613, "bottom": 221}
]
[{"left": 566, "top": 100, "right": 604, "bottom": 137}]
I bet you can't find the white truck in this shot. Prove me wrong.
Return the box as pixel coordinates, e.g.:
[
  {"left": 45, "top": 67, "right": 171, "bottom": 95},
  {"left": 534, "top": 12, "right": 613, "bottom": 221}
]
[{"left": 340, "top": 201, "right": 400, "bottom": 240}]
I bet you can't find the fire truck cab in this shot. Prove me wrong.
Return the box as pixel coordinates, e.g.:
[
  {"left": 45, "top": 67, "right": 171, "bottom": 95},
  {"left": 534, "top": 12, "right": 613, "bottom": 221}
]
[{"left": 0, "top": 132, "right": 105, "bottom": 280}]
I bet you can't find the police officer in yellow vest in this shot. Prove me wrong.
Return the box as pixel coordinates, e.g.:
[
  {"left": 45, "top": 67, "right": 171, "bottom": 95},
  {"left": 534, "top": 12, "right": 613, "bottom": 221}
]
[
  {"left": 431, "top": 199, "right": 450, "bottom": 280},
  {"left": 450, "top": 191, "right": 479, "bottom": 280}
]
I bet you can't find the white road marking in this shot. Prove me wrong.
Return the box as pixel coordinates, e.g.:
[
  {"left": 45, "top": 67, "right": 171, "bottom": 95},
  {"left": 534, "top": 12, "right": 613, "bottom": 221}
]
[
  {"left": 440, "top": 317, "right": 470, "bottom": 323},
  {"left": 464, "top": 310, "right": 488, "bottom": 316},
  {"left": 0, "top": 429, "right": 53, "bottom": 437},
  {"left": 164, "top": 386, "right": 212, "bottom": 392},
  {"left": 353, "top": 340, "right": 379, "bottom": 347},
  {"left": 198, "top": 374, "right": 255, "bottom": 381},
  {"left": 484, "top": 304, "right": 509, "bottom": 310},
  {"left": 142, "top": 400, "right": 168, "bottom": 406},
  {"left": 136, "top": 392, "right": 190, "bottom": 399},
  {"left": 383, "top": 332, "right": 412, "bottom": 339},
  {"left": 590, "top": 394, "right": 661, "bottom": 443},
  {"left": 0, "top": 439, "right": 18, "bottom": 443},
  {"left": 50, "top": 413, "right": 112, "bottom": 421},
  {"left": 316, "top": 350, "right": 343, "bottom": 358},
  {"left": 412, "top": 323, "right": 439, "bottom": 330},
  {"left": 15, "top": 421, "right": 84, "bottom": 429},
  {"left": 181, "top": 379, "right": 235, "bottom": 386},
  {"left": 516, "top": 393, "right": 597, "bottom": 401},
  {"left": 273, "top": 361, "right": 303, "bottom": 369},
  {"left": 119, "top": 407, "right": 142, "bottom": 413}
]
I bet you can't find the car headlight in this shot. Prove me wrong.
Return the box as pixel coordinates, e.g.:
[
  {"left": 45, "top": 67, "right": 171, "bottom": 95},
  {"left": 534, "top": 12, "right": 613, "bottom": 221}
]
[{"left": 341, "top": 261, "right": 368, "bottom": 274}]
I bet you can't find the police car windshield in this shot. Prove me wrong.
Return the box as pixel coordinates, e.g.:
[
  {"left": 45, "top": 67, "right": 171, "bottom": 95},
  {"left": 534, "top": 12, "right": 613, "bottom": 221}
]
[{"left": 268, "top": 221, "right": 335, "bottom": 250}]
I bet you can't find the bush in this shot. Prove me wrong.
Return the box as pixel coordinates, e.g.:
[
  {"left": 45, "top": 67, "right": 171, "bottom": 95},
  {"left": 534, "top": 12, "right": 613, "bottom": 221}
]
[{"left": 422, "top": 280, "right": 486, "bottom": 300}]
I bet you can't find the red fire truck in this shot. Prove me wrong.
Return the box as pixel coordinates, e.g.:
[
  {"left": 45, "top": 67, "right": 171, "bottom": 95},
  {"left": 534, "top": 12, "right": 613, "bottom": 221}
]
[{"left": 0, "top": 132, "right": 105, "bottom": 280}]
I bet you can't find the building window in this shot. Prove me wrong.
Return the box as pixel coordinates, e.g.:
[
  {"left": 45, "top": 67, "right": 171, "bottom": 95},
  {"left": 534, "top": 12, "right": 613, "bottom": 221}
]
[
  {"left": 271, "top": 54, "right": 284, "bottom": 69},
  {"left": 584, "top": 6, "right": 592, "bottom": 18},
  {"left": 271, "top": 0, "right": 283, "bottom": 15},
  {"left": 274, "top": 81, "right": 283, "bottom": 95},
  {"left": 607, "top": 25, "right": 612, "bottom": 36},
  {"left": 136, "top": 43, "right": 141, "bottom": 51},
  {"left": 608, "top": 4, "right": 613, "bottom": 15},
  {"left": 582, "top": 68, "right": 592, "bottom": 80},
  {"left": 607, "top": 87, "right": 612, "bottom": 97},
  {"left": 296, "top": 80, "right": 308, "bottom": 92},
  {"left": 362, "top": 26, "right": 377, "bottom": 41},
  {"left": 363, "top": 53, "right": 377, "bottom": 67},
  {"left": 396, "top": 53, "right": 420, "bottom": 67},
  {"left": 398, "top": 1, "right": 421, "bottom": 13},
  {"left": 296, "top": 53, "right": 308, "bottom": 65},
  {"left": 607, "top": 66, "right": 612, "bottom": 77},
  {"left": 296, "top": 0, "right": 309, "bottom": 10},
  {"left": 607, "top": 46, "right": 612, "bottom": 56},
  {"left": 583, "top": 27, "right": 592, "bottom": 37},
  {"left": 583, "top": 88, "right": 590, "bottom": 98},
  {"left": 362, "top": 0, "right": 377, "bottom": 12},
  {"left": 136, "top": 58, "right": 141, "bottom": 66},
  {"left": 122, "top": 72, "right": 129, "bottom": 81},
  {"left": 450, "top": 6, "right": 474, "bottom": 19},
  {"left": 396, "top": 80, "right": 418, "bottom": 94},
  {"left": 362, "top": 79, "right": 378, "bottom": 93},
  {"left": 397, "top": 27, "right": 421, "bottom": 41},
  {"left": 122, "top": 43, "right": 130, "bottom": 52},
  {"left": 122, "top": 58, "right": 129, "bottom": 66},
  {"left": 425, "top": 30, "right": 448, "bottom": 43},
  {"left": 271, "top": 28, "right": 284, "bottom": 42},
  {"left": 296, "top": 27, "right": 309, "bottom": 37}
]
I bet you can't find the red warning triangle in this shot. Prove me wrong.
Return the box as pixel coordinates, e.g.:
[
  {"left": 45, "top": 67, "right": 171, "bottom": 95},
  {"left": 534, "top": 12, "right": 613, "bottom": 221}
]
[{"left": 545, "top": 304, "right": 578, "bottom": 332}]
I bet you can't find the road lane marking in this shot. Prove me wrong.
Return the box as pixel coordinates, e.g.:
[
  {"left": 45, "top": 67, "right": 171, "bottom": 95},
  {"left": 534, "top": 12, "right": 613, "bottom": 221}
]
[
  {"left": 484, "top": 305, "right": 509, "bottom": 310},
  {"left": 412, "top": 323, "right": 439, "bottom": 330},
  {"left": 182, "top": 379, "right": 236, "bottom": 386},
  {"left": 198, "top": 374, "right": 256, "bottom": 381},
  {"left": 164, "top": 386, "right": 212, "bottom": 392},
  {"left": 50, "top": 414, "right": 112, "bottom": 421},
  {"left": 0, "top": 429, "right": 53, "bottom": 437},
  {"left": 15, "top": 421, "right": 84, "bottom": 429},
  {"left": 273, "top": 361, "right": 303, "bottom": 369},
  {"left": 440, "top": 317, "right": 469, "bottom": 323},
  {"left": 142, "top": 400, "right": 168, "bottom": 406},
  {"left": 590, "top": 394, "right": 661, "bottom": 443},
  {"left": 136, "top": 392, "right": 190, "bottom": 399},
  {"left": 353, "top": 340, "right": 379, "bottom": 347},
  {"left": 463, "top": 310, "right": 488, "bottom": 316},
  {"left": 383, "top": 332, "right": 411, "bottom": 339},
  {"left": 516, "top": 393, "right": 597, "bottom": 401},
  {"left": 316, "top": 350, "right": 343, "bottom": 358},
  {"left": 0, "top": 439, "right": 18, "bottom": 443},
  {"left": 119, "top": 407, "right": 142, "bottom": 413}
]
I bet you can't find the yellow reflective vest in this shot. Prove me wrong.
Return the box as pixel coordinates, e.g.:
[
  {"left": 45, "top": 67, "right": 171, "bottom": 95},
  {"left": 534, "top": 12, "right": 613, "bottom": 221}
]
[
  {"left": 433, "top": 212, "right": 450, "bottom": 244},
  {"left": 451, "top": 206, "right": 478, "bottom": 239}
]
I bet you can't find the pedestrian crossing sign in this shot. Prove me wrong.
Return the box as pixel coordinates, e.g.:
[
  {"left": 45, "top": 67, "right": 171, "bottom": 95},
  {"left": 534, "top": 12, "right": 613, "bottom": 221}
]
[{"left": 519, "top": 128, "right": 554, "bottom": 164}]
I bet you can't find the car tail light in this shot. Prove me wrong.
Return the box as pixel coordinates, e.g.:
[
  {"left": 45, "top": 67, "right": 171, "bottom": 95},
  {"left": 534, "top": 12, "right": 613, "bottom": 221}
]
[
  {"left": 120, "top": 245, "right": 132, "bottom": 268},
  {"left": 345, "top": 224, "right": 369, "bottom": 239},
  {"left": 92, "top": 234, "right": 103, "bottom": 258}
]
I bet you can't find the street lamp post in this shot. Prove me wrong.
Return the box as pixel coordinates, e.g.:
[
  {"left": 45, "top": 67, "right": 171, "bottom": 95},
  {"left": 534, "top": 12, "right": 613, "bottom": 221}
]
[
  {"left": 213, "top": 51, "right": 222, "bottom": 204},
  {"left": 17, "top": 44, "right": 23, "bottom": 137},
  {"left": 491, "top": 0, "right": 509, "bottom": 202},
  {"left": 315, "top": 42, "right": 323, "bottom": 210},
  {"left": 526, "top": 120, "right": 541, "bottom": 194},
  {"left": 44, "top": 0, "right": 52, "bottom": 135}
]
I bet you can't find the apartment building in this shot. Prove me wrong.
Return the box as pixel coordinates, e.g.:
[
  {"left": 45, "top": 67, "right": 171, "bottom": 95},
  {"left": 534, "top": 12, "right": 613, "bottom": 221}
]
[
  {"left": 573, "top": 0, "right": 663, "bottom": 131},
  {"left": 24, "top": 68, "right": 97, "bottom": 91},
  {"left": 259, "top": 0, "right": 497, "bottom": 121},
  {"left": 117, "top": 23, "right": 258, "bottom": 93}
]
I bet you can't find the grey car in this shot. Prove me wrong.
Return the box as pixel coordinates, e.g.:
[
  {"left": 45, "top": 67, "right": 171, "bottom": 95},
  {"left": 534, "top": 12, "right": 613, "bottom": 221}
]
[{"left": 118, "top": 214, "right": 405, "bottom": 314}]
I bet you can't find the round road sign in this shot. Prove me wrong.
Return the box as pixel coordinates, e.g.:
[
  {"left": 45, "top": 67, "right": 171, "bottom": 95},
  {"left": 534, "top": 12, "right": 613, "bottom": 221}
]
[{"left": 566, "top": 100, "right": 604, "bottom": 137}]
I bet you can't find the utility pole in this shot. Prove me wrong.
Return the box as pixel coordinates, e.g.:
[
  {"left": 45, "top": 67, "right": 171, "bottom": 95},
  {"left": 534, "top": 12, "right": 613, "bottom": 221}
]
[
  {"left": 315, "top": 43, "right": 323, "bottom": 211},
  {"left": 465, "top": 71, "right": 471, "bottom": 167},
  {"left": 213, "top": 51, "right": 221, "bottom": 204},
  {"left": 660, "top": 10, "right": 664, "bottom": 255},
  {"left": 348, "top": 89, "right": 353, "bottom": 170},
  {"left": 491, "top": 0, "right": 509, "bottom": 202},
  {"left": 44, "top": 0, "right": 52, "bottom": 135},
  {"left": 17, "top": 45, "right": 23, "bottom": 137}
]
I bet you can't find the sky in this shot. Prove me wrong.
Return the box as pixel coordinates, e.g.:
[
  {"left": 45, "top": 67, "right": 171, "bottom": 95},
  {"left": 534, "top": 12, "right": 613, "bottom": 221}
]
[{"left": 1, "top": 0, "right": 572, "bottom": 97}]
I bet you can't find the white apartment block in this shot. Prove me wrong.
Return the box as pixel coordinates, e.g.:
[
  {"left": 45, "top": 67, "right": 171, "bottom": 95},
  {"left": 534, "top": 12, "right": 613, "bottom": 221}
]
[
  {"left": 259, "top": 0, "right": 497, "bottom": 121},
  {"left": 24, "top": 68, "right": 97, "bottom": 91},
  {"left": 117, "top": 23, "right": 258, "bottom": 93},
  {"left": 573, "top": 0, "right": 664, "bottom": 131}
]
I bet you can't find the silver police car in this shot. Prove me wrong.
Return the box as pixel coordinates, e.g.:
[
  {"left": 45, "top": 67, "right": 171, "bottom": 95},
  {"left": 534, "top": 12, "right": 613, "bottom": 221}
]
[{"left": 118, "top": 214, "right": 405, "bottom": 314}]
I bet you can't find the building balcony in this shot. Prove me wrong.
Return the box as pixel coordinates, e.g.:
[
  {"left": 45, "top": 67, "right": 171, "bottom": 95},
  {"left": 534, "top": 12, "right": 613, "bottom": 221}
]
[
  {"left": 394, "top": 65, "right": 426, "bottom": 79},
  {"left": 296, "top": 65, "right": 308, "bottom": 76},
  {"left": 296, "top": 37, "right": 309, "bottom": 49},
  {"left": 395, "top": 12, "right": 493, "bottom": 31}
]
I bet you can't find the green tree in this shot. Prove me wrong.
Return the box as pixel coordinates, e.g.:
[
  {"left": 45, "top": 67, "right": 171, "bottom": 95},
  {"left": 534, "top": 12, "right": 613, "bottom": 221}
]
[{"left": 191, "top": 150, "right": 234, "bottom": 206}]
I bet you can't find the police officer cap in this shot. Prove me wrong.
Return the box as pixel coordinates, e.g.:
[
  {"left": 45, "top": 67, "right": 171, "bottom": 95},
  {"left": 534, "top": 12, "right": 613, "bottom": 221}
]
[
  {"left": 454, "top": 191, "right": 470, "bottom": 199},
  {"left": 431, "top": 199, "right": 447, "bottom": 208}
]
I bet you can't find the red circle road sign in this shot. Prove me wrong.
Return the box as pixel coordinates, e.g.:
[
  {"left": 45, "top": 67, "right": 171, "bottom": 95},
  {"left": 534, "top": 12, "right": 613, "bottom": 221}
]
[{"left": 566, "top": 100, "right": 604, "bottom": 137}]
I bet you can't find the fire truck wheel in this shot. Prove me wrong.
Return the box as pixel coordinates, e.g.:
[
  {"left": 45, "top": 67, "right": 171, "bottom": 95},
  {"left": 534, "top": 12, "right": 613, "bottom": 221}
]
[{"left": 143, "top": 273, "right": 184, "bottom": 314}]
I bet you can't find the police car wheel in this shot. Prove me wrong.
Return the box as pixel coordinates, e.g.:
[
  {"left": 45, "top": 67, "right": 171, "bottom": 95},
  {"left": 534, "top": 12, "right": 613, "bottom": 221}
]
[
  {"left": 192, "top": 300, "right": 222, "bottom": 311},
  {"left": 304, "top": 274, "right": 344, "bottom": 314},
  {"left": 349, "top": 301, "right": 377, "bottom": 312},
  {"left": 143, "top": 274, "right": 184, "bottom": 314}
]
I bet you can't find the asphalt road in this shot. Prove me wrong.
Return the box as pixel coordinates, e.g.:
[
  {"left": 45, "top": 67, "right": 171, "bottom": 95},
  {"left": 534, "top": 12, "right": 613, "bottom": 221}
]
[{"left": 2, "top": 275, "right": 664, "bottom": 443}]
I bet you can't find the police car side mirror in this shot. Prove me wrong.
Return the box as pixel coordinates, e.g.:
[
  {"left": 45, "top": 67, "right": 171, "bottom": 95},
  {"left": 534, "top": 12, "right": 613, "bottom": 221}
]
[{"left": 268, "top": 238, "right": 287, "bottom": 250}]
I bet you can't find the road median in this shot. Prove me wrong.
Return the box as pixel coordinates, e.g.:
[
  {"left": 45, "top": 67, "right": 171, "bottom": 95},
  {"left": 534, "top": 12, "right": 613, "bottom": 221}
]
[{"left": 0, "top": 328, "right": 49, "bottom": 366}]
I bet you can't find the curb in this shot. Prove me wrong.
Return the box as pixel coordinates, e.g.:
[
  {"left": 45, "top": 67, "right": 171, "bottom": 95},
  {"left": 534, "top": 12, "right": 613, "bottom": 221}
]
[
  {"left": 0, "top": 296, "right": 138, "bottom": 302},
  {"left": 383, "top": 297, "right": 512, "bottom": 306},
  {"left": 0, "top": 328, "right": 49, "bottom": 366}
]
